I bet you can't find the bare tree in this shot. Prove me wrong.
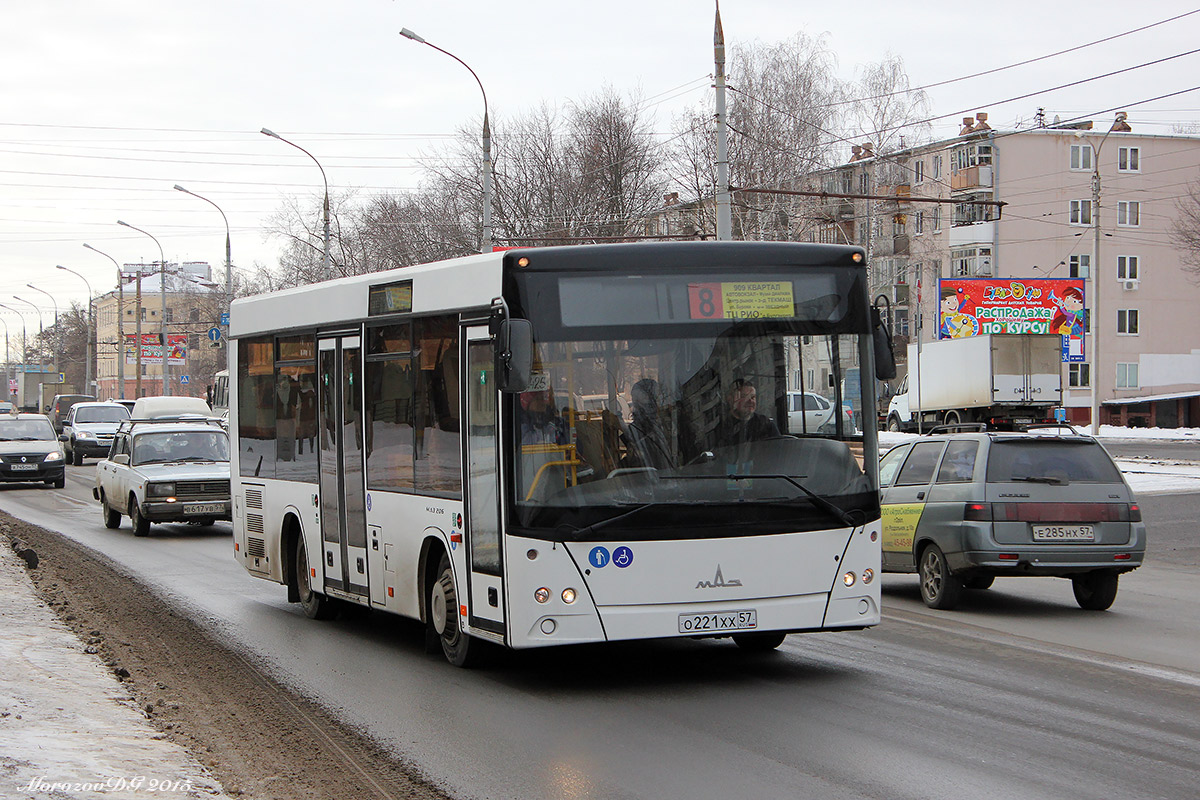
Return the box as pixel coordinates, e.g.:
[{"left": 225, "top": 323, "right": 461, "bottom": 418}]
[
  {"left": 847, "top": 55, "right": 932, "bottom": 156},
  {"left": 1172, "top": 179, "right": 1200, "bottom": 279}
]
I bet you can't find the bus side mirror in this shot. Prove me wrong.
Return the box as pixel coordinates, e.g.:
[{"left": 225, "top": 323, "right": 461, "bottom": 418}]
[
  {"left": 872, "top": 306, "right": 897, "bottom": 381},
  {"left": 496, "top": 319, "right": 533, "bottom": 393}
]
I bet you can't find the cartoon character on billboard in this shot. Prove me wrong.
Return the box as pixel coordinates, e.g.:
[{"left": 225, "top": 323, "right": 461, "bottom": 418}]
[
  {"left": 1047, "top": 286, "right": 1085, "bottom": 337},
  {"left": 940, "top": 287, "right": 979, "bottom": 339}
]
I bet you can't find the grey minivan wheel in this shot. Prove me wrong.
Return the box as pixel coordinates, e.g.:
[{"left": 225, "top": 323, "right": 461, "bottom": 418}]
[
  {"left": 919, "top": 544, "right": 963, "bottom": 610},
  {"left": 1072, "top": 572, "right": 1119, "bottom": 610},
  {"left": 965, "top": 575, "right": 995, "bottom": 590}
]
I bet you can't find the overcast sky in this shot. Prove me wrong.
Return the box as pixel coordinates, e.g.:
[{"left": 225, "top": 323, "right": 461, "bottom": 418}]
[{"left": 3, "top": 0, "right": 1199, "bottom": 331}]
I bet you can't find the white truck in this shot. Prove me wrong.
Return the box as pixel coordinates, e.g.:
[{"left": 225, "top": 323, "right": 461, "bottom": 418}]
[{"left": 885, "top": 334, "right": 1062, "bottom": 432}]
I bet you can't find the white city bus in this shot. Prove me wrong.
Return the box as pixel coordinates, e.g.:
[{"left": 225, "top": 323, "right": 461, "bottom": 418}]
[{"left": 229, "top": 242, "right": 892, "bottom": 666}]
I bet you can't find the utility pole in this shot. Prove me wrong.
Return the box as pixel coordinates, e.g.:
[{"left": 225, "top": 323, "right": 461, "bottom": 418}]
[{"left": 713, "top": 2, "right": 732, "bottom": 241}]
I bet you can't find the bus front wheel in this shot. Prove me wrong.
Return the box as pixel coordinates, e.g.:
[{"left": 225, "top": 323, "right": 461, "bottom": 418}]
[{"left": 429, "top": 552, "right": 481, "bottom": 667}]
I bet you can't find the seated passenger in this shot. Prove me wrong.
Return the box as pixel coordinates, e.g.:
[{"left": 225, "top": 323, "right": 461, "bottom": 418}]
[{"left": 624, "top": 378, "right": 673, "bottom": 470}]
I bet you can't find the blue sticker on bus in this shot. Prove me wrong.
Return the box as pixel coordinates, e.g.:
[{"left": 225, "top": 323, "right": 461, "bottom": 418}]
[
  {"left": 589, "top": 547, "right": 610, "bottom": 568},
  {"left": 613, "top": 546, "right": 634, "bottom": 568}
]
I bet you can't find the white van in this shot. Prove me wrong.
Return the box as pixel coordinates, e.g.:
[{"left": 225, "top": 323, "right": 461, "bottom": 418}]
[{"left": 130, "top": 396, "right": 213, "bottom": 420}]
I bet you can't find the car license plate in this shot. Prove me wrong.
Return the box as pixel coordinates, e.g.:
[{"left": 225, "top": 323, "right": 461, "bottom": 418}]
[
  {"left": 678, "top": 610, "right": 757, "bottom": 634},
  {"left": 1032, "top": 524, "right": 1095, "bottom": 542},
  {"left": 9, "top": 463, "right": 37, "bottom": 472},
  {"left": 184, "top": 502, "right": 224, "bottom": 515}
]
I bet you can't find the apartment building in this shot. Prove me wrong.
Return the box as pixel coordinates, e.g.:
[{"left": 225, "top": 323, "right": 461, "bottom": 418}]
[
  {"left": 93, "top": 261, "right": 224, "bottom": 400},
  {"left": 810, "top": 112, "right": 1200, "bottom": 427}
]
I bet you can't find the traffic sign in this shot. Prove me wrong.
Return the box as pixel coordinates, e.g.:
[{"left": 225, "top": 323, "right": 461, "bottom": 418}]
[
  {"left": 207, "top": 327, "right": 222, "bottom": 342},
  {"left": 220, "top": 312, "right": 230, "bottom": 326},
  {"left": 180, "top": 375, "right": 190, "bottom": 385}
]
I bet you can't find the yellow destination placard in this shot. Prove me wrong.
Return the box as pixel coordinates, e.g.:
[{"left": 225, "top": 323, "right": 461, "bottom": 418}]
[
  {"left": 720, "top": 281, "right": 794, "bottom": 319},
  {"left": 881, "top": 502, "right": 925, "bottom": 553}
]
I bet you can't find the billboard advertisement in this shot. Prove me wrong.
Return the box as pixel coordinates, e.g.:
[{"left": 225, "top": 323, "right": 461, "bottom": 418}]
[
  {"left": 938, "top": 278, "right": 1086, "bottom": 363},
  {"left": 124, "top": 333, "right": 188, "bottom": 366}
]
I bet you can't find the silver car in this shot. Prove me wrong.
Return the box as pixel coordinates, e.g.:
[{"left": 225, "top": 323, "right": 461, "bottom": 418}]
[{"left": 879, "top": 425, "right": 1145, "bottom": 610}]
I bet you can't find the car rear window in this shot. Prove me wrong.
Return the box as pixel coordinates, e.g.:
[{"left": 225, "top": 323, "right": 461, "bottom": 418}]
[{"left": 985, "top": 440, "right": 1123, "bottom": 484}]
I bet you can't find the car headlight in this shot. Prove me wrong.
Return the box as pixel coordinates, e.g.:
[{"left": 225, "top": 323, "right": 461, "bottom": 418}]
[
  {"left": 76, "top": 431, "right": 96, "bottom": 439},
  {"left": 147, "top": 482, "right": 176, "bottom": 497},
  {"left": 44, "top": 451, "right": 63, "bottom": 462}
]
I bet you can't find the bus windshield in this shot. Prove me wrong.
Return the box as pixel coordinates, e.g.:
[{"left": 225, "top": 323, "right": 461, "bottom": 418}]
[{"left": 510, "top": 326, "right": 876, "bottom": 541}]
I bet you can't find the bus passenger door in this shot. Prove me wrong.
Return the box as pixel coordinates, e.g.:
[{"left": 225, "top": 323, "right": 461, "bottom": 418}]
[
  {"left": 463, "top": 326, "right": 505, "bottom": 637},
  {"left": 317, "top": 335, "right": 370, "bottom": 601}
]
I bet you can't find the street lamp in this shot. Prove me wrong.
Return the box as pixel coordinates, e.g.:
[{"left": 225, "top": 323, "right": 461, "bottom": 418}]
[
  {"left": 26, "top": 284, "right": 59, "bottom": 379},
  {"left": 260, "top": 128, "right": 331, "bottom": 279},
  {"left": 83, "top": 243, "right": 128, "bottom": 399},
  {"left": 117, "top": 220, "right": 171, "bottom": 397},
  {"left": 11, "top": 296, "right": 45, "bottom": 385},
  {"left": 400, "top": 27, "right": 493, "bottom": 254},
  {"left": 0, "top": 313, "right": 11, "bottom": 401},
  {"left": 56, "top": 266, "right": 95, "bottom": 397},
  {"left": 0, "top": 303, "right": 25, "bottom": 405},
  {"left": 174, "top": 184, "right": 232, "bottom": 320}
]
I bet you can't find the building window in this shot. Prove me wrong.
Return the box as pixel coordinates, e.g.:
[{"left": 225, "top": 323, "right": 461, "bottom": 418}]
[
  {"left": 913, "top": 160, "right": 924, "bottom": 183},
  {"left": 1117, "top": 255, "right": 1139, "bottom": 280},
  {"left": 1070, "top": 144, "right": 1093, "bottom": 171},
  {"left": 1069, "top": 363, "right": 1090, "bottom": 388},
  {"left": 951, "top": 247, "right": 992, "bottom": 277},
  {"left": 931, "top": 207, "right": 941, "bottom": 232},
  {"left": 859, "top": 172, "right": 869, "bottom": 194},
  {"left": 892, "top": 215, "right": 906, "bottom": 236},
  {"left": 1118, "top": 146, "right": 1140, "bottom": 172},
  {"left": 1116, "top": 362, "right": 1139, "bottom": 389},
  {"left": 1069, "top": 254, "right": 1091, "bottom": 278},
  {"left": 914, "top": 211, "right": 924, "bottom": 234},
  {"left": 1117, "top": 201, "right": 1140, "bottom": 227},
  {"left": 1070, "top": 199, "right": 1093, "bottom": 226},
  {"left": 1116, "top": 308, "right": 1139, "bottom": 335},
  {"left": 164, "top": 308, "right": 173, "bottom": 323},
  {"left": 932, "top": 154, "right": 943, "bottom": 179}
]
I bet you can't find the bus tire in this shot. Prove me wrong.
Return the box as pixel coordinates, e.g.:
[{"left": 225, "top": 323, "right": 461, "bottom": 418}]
[
  {"left": 130, "top": 497, "right": 151, "bottom": 537},
  {"left": 733, "top": 631, "right": 786, "bottom": 652},
  {"left": 295, "top": 537, "right": 337, "bottom": 620},
  {"left": 918, "top": 543, "right": 962, "bottom": 610},
  {"left": 1072, "top": 572, "right": 1119, "bottom": 610},
  {"left": 429, "top": 551, "right": 480, "bottom": 667}
]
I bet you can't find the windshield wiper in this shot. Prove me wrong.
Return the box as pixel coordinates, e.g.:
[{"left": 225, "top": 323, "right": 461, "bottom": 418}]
[
  {"left": 725, "top": 473, "right": 864, "bottom": 528},
  {"left": 557, "top": 503, "right": 659, "bottom": 541},
  {"left": 1011, "top": 475, "right": 1067, "bottom": 485}
]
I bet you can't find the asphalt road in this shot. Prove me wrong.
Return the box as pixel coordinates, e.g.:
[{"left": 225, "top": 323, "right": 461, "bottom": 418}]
[{"left": 2, "top": 463, "right": 1198, "bottom": 800}]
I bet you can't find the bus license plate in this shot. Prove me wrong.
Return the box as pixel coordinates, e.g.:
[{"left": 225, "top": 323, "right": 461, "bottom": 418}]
[
  {"left": 184, "top": 502, "right": 224, "bottom": 515},
  {"left": 9, "top": 463, "right": 38, "bottom": 471},
  {"left": 1032, "top": 524, "right": 1095, "bottom": 542},
  {"left": 678, "top": 610, "right": 757, "bottom": 634}
]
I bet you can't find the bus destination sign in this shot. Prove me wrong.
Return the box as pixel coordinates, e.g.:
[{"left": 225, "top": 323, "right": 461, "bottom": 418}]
[{"left": 687, "top": 281, "right": 794, "bottom": 320}]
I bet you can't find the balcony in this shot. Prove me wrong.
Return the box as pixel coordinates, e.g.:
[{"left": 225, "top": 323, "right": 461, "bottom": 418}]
[
  {"left": 951, "top": 165, "right": 993, "bottom": 192},
  {"left": 949, "top": 220, "right": 996, "bottom": 248}
]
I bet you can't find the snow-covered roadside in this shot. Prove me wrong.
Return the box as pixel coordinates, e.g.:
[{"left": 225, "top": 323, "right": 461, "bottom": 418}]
[{"left": 0, "top": 544, "right": 229, "bottom": 800}]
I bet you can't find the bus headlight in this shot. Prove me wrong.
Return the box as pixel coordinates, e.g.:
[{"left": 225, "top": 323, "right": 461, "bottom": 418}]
[
  {"left": 561, "top": 588, "right": 577, "bottom": 604},
  {"left": 534, "top": 587, "right": 550, "bottom": 604},
  {"left": 861, "top": 569, "right": 875, "bottom": 584},
  {"left": 842, "top": 571, "right": 857, "bottom": 587}
]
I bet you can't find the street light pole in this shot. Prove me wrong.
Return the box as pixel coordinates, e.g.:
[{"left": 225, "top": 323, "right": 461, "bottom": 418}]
[
  {"left": 26, "top": 284, "right": 59, "bottom": 380},
  {"left": 83, "top": 243, "right": 127, "bottom": 400},
  {"left": 0, "top": 303, "right": 25, "bottom": 406},
  {"left": 117, "top": 220, "right": 171, "bottom": 396},
  {"left": 400, "top": 27, "right": 492, "bottom": 253},
  {"left": 260, "top": 129, "right": 331, "bottom": 279},
  {"left": 174, "top": 184, "right": 232, "bottom": 321},
  {"left": 56, "top": 266, "right": 95, "bottom": 396},
  {"left": 12, "top": 297, "right": 45, "bottom": 389},
  {"left": 0, "top": 314, "right": 10, "bottom": 401},
  {"left": 1077, "top": 126, "right": 1117, "bottom": 436}
]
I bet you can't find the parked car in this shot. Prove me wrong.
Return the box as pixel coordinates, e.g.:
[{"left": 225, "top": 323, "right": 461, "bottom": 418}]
[
  {"left": 786, "top": 391, "right": 856, "bottom": 434},
  {"left": 49, "top": 394, "right": 96, "bottom": 433},
  {"left": 93, "top": 418, "right": 231, "bottom": 536},
  {"left": 130, "top": 395, "right": 212, "bottom": 420},
  {"left": 61, "top": 401, "right": 131, "bottom": 465},
  {"left": 878, "top": 424, "right": 1145, "bottom": 610},
  {"left": 0, "top": 413, "right": 66, "bottom": 488}
]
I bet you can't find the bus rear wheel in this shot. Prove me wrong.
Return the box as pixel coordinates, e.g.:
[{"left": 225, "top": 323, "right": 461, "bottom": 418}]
[
  {"left": 429, "top": 552, "right": 481, "bottom": 667},
  {"left": 295, "top": 538, "right": 337, "bottom": 620}
]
